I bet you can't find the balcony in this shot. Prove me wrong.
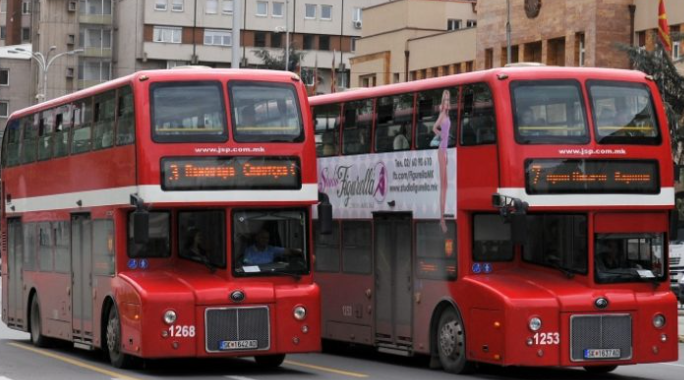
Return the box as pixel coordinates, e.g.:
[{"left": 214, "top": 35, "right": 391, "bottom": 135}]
[{"left": 78, "top": 14, "right": 113, "bottom": 25}]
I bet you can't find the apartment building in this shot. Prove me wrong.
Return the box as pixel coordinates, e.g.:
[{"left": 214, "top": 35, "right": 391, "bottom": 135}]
[{"left": 0, "top": 43, "right": 31, "bottom": 136}]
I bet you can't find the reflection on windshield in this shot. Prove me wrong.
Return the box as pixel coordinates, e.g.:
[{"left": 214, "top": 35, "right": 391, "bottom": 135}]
[
  {"left": 178, "top": 210, "right": 226, "bottom": 269},
  {"left": 233, "top": 209, "right": 308, "bottom": 276},
  {"left": 595, "top": 233, "right": 665, "bottom": 283},
  {"left": 523, "top": 214, "right": 588, "bottom": 275}
]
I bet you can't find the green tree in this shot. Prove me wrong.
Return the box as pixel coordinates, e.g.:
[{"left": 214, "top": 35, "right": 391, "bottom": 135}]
[{"left": 253, "top": 43, "right": 306, "bottom": 72}]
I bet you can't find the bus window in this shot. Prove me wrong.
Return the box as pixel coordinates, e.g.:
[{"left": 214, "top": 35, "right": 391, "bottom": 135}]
[
  {"left": 314, "top": 221, "right": 340, "bottom": 272},
  {"left": 71, "top": 99, "right": 93, "bottom": 154},
  {"left": 93, "top": 220, "right": 115, "bottom": 276},
  {"left": 93, "top": 90, "right": 116, "bottom": 150},
  {"left": 230, "top": 81, "right": 303, "bottom": 143},
  {"left": 416, "top": 221, "right": 456, "bottom": 280},
  {"left": 38, "top": 109, "right": 54, "bottom": 161},
  {"left": 375, "top": 93, "right": 414, "bottom": 152},
  {"left": 342, "top": 99, "right": 372, "bottom": 155},
  {"left": 460, "top": 83, "right": 496, "bottom": 146},
  {"left": 595, "top": 233, "right": 665, "bottom": 283},
  {"left": 151, "top": 81, "right": 227, "bottom": 143},
  {"left": 512, "top": 80, "right": 588, "bottom": 144},
  {"left": 21, "top": 116, "right": 38, "bottom": 164},
  {"left": 4, "top": 119, "right": 22, "bottom": 167},
  {"left": 313, "top": 103, "right": 340, "bottom": 157},
  {"left": 342, "top": 221, "right": 371, "bottom": 274},
  {"left": 128, "top": 212, "right": 171, "bottom": 258},
  {"left": 178, "top": 210, "right": 226, "bottom": 269},
  {"left": 473, "top": 214, "right": 513, "bottom": 262},
  {"left": 23, "top": 223, "right": 37, "bottom": 271},
  {"left": 523, "top": 214, "right": 587, "bottom": 275},
  {"left": 588, "top": 81, "right": 660, "bottom": 145},
  {"left": 53, "top": 221, "right": 70, "bottom": 273},
  {"left": 416, "top": 88, "right": 458, "bottom": 150},
  {"left": 54, "top": 105, "right": 71, "bottom": 158},
  {"left": 116, "top": 86, "right": 135, "bottom": 146},
  {"left": 38, "top": 222, "right": 53, "bottom": 272}
]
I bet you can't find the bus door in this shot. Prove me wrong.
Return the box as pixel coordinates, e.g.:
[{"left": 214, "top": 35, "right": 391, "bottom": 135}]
[
  {"left": 373, "top": 213, "right": 413, "bottom": 350},
  {"left": 6, "top": 218, "right": 24, "bottom": 329},
  {"left": 71, "top": 214, "right": 93, "bottom": 345}
]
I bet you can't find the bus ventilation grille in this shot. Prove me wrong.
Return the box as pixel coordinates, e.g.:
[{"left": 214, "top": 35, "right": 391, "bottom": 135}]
[
  {"left": 570, "top": 314, "right": 632, "bottom": 362},
  {"left": 204, "top": 306, "right": 270, "bottom": 353}
]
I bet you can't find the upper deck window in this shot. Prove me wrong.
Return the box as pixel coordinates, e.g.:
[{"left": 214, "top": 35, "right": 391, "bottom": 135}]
[
  {"left": 151, "top": 81, "right": 227, "bottom": 143},
  {"left": 229, "top": 81, "right": 303, "bottom": 143},
  {"left": 512, "top": 80, "right": 589, "bottom": 144},
  {"left": 588, "top": 81, "right": 660, "bottom": 145}
]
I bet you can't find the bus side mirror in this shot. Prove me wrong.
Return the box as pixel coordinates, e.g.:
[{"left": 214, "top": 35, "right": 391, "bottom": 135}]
[
  {"left": 318, "top": 192, "right": 333, "bottom": 235},
  {"left": 133, "top": 211, "right": 149, "bottom": 244}
]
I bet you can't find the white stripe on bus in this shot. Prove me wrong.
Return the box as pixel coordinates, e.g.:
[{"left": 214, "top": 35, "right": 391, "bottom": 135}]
[
  {"left": 497, "top": 187, "right": 675, "bottom": 207},
  {"left": 8, "top": 184, "right": 319, "bottom": 213}
]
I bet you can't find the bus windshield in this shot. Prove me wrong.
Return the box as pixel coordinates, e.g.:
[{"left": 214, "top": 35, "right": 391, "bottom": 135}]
[
  {"left": 523, "top": 214, "right": 588, "bottom": 276},
  {"left": 595, "top": 233, "right": 665, "bottom": 283},
  {"left": 588, "top": 81, "right": 660, "bottom": 145},
  {"left": 151, "top": 81, "right": 228, "bottom": 142},
  {"left": 229, "top": 82, "right": 304, "bottom": 142},
  {"left": 232, "top": 209, "right": 308, "bottom": 277},
  {"left": 512, "top": 80, "right": 589, "bottom": 144}
]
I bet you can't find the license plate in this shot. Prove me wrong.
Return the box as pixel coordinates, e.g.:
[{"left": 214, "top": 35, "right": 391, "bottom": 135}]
[
  {"left": 219, "top": 340, "right": 258, "bottom": 350},
  {"left": 583, "top": 348, "right": 621, "bottom": 359}
]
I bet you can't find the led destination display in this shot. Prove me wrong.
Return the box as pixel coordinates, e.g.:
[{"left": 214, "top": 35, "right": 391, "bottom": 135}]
[
  {"left": 525, "top": 159, "right": 659, "bottom": 194},
  {"left": 162, "top": 156, "right": 301, "bottom": 190}
]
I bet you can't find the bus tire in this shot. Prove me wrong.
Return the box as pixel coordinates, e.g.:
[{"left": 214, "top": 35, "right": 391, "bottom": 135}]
[
  {"left": 254, "top": 354, "right": 286, "bottom": 368},
  {"left": 105, "top": 306, "right": 135, "bottom": 368},
  {"left": 583, "top": 365, "right": 618, "bottom": 373},
  {"left": 436, "top": 308, "right": 473, "bottom": 374},
  {"left": 30, "top": 296, "right": 50, "bottom": 348}
]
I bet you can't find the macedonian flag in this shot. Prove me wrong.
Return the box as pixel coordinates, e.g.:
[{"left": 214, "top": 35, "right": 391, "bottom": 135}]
[{"left": 658, "top": 0, "right": 672, "bottom": 52}]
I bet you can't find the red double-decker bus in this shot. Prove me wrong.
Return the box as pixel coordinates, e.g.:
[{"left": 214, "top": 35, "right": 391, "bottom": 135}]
[
  {"left": 1, "top": 68, "right": 329, "bottom": 368},
  {"left": 310, "top": 66, "right": 678, "bottom": 374}
]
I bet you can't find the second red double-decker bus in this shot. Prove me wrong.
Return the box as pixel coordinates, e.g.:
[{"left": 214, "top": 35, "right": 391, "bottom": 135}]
[
  {"left": 310, "top": 66, "right": 678, "bottom": 374},
  {"left": 1, "top": 68, "right": 329, "bottom": 368}
]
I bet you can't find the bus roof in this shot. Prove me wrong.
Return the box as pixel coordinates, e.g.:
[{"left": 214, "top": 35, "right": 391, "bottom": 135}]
[
  {"left": 309, "top": 66, "right": 651, "bottom": 106},
  {"left": 8, "top": 68, "right": 302, "bottom": 120}
]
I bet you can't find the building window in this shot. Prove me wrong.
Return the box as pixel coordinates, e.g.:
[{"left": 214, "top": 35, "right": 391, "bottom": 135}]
[
  {"left": 0, "top": 101, "right": 8, "bottom": 118},
  {"left": 466, "top": 19, "right": 477, "bottom": 28},
  {"left": 206, "top": 0, "right": 218, "bottom": 14},
  {"left": 305, "top": 4, "right": 316, "bottom": 19},
  {"left": 321, "top": 4, "right": 332, "bottom": 20},
  {"left": 256, "top": 1, "right": 267, "bottom": 16},
  {"left": 22, "top": 27, "right": 30, "bottom": 42},
  {"left": 22, "top": 0, "right": 30, "bottom": 14},
  {"left": 0, "top": 69, "right": 8, "bottom": 86},
  {"left": 271, "top": 32, "right": 282, "bottom": 48},
  {"left": 637, "top": 31, "right": 646, "bottom": 48},
  {"left": 352, "top": 7, "right": 362, "bottom": 22},
  {"left": 447, "top": 19, "right": 461, "bottom": 30},
  {"left": 272, "top": 1, "right": 283, "bottom": 17},
  {"left": 254, "top": 31, "right": 266, "bottom": 47},
  {"left": 0, "top": 26, "right": 5, "bottom": 40},
  {"left": 167, "top": 60, "right": 189, "bottom": 69},
  {"left": 155, "top": 0, "right": 167, "bottom": 11},
  {"left": 1, "top": 0, "right": 6, "bottom": 13},
  {"left": 576, "top": 32, "right": 585, "bottom": 67},
  {"left": 80, "top": 28, "right": 112, "bottom": 49},
  {"left": 319, "top": 35, "right": 330, "bottom": 50},
  {"left": 78, "top": 60, "right": 111, "bottom": 82},
  {"left": 485, "top": 48, "right": 493, "bottom": 69},
  {"left": 351, "top": 37, "right": 358, "bottom": 52},
  {"left": 153, "top": 26, "right": 182, "bottom": 43},
  {"left": 172, "top": 0, "right": 183, "bottom": 12},
  {"left": 80, "top": 0, "right": 113, "bottom": 15},
  {"left": 303, "top": 34, "right": 314, "bottom": 50},
  {"left": 204, "top": 29, "right": 232, "bottom": 46},
  {"left": 222, "top": 0, "right": 233, "bottom": 14}
]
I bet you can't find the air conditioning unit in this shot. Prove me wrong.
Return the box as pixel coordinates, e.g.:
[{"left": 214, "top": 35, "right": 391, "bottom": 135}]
[
  {"left": 353, "top": 20, "right": 362, "bottom": 29},
  {"left": 68, "top": 0, "right": 77, "bottom": 12},
  {"left": 66, "top": 67, "right": 75, "bottom": 78}
]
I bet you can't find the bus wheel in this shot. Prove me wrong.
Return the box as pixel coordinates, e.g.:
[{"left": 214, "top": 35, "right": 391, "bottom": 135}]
[
  {"left": 106, "top": 306, "right": 135, "bottom": 368},
  {"left": 254, "top": 354, "right": 286, "bottom": 368},
  {"left": 436, "top": 308, "right": 473, "bottom": 374},
  {"left": 583, "top": 365, "right": 618, "bottom": 373},
  {"left": 30, "top": 296, "right": 50, "bottom": 348}
]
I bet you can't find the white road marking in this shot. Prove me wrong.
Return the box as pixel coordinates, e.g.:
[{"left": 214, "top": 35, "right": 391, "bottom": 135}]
[
  {"left": 226, "top": 376, "right": 259, "bottom": 380},
  {"left": 659, "top": 363, "right": 684, "bottom": 368}
]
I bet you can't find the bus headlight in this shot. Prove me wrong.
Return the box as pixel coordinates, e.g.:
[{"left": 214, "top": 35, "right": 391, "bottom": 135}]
[
  {"left": 294, "top": 306, "right": 307, "bottom": 321},
  {"left": 652, "top": 314, "right": 666, "bottom": 329},
  {"left": 528, "top": 317, "right": 542, "bottom": 332},
  {"left": 163, "top": 310, "right": 177, "bottom": 325}
]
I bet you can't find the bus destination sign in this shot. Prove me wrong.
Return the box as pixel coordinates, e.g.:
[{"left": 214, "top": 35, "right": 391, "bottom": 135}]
[
  {"left": 161, "top": 156, "right": 301, "bottom": 190},
  {"left": 525, "top": 159, "right": 659, "bottom": 194}
]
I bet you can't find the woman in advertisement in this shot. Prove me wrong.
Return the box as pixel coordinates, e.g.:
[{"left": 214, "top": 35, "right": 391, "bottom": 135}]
[{"left": 432, "top": 89, "right": 451, "bottom": 233}]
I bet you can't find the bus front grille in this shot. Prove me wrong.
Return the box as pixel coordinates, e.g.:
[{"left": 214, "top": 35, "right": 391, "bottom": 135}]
[
  {"left": 570, "top": 314, "right": 632, "bottom": 362},
  {"left": 205, "top": 306, "right": 270, "bottom": 353}
]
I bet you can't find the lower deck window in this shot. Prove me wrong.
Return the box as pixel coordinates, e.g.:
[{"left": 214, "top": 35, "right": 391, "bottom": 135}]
[
  {"left": 523, "top": 214, "right": 588, "bottom": 275},
  {"left": 595, "top": 233, "right": 665, "bottom": 283}
]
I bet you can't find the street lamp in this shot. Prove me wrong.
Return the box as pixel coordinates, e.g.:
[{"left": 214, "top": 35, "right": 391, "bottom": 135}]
[{"left": 9, "top": 46, "right": 84, "bottom": 102}]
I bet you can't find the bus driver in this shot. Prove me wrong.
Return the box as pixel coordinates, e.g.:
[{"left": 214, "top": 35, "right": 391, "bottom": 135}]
[{"left": 243, "top": 229, "right": 301, "bottom": 265}]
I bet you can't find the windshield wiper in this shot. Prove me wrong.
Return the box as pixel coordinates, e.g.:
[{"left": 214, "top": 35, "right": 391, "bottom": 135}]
[{"left": 268, "top": 268, "right": 301, "bottom": 281}]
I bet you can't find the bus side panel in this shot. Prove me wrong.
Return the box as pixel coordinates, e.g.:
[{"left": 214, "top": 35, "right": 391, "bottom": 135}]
[{"left": 317, "top": 272, "right": 374, "bottom": 346}]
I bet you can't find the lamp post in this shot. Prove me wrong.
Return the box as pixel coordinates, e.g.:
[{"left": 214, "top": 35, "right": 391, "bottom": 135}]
[
  {"left": 284, "top": 0, "right": 290, "bottom": 71},
  {"left": 9, "top": 46, "right": 84, "bottom": 102}
]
